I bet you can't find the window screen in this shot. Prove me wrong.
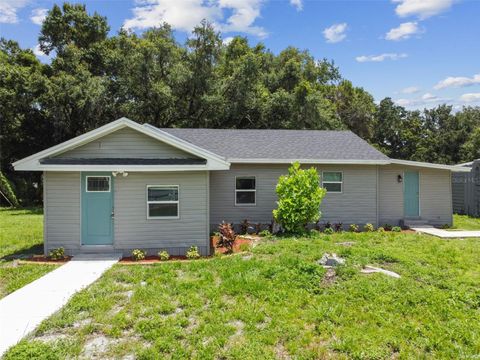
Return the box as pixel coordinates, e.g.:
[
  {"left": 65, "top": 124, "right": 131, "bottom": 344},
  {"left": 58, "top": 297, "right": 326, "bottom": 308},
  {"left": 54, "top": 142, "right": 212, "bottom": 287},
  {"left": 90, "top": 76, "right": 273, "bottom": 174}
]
[
  {"left": 87, "top": 176, "right": 110, "bottom": 192},
  {"left": 235, "top": 176, "right": 256, "bottom": 205},
  {"left": 147, "top": 186, "right": 179, "bottom": 218},
  {"left": 322, "top": 172, "right": 343, "bottom": 193}
]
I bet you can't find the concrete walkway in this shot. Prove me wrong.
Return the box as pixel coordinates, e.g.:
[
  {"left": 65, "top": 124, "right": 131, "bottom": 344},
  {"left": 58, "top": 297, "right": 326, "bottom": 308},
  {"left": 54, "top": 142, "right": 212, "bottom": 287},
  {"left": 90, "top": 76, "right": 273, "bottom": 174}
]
[
  {"left": 0, "top": 253, "right": 121, "bottom": 356},
  {"left": 412, "top": 227, "right": 480, "bottom": 238}
]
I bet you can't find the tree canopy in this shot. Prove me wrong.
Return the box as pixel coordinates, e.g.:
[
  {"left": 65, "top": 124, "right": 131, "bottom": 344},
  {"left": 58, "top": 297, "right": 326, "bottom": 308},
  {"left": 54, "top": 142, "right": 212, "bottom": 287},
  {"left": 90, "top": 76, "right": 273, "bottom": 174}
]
[{"left": 1, "top": 3, "right": 480, "bottom": 204}]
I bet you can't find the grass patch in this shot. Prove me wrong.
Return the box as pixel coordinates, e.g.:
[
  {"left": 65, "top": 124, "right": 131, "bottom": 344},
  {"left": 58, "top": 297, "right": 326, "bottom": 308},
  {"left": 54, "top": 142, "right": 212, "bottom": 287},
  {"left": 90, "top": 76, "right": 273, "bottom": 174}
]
[
  {"left": 453, "top": 214, "right": 480, "bottom": 230},
  {"left": 6, "top": 231, "right": 480, "bottom": 358},
  {"left": 0, "top": 207, "right": 57, "bottom": 299}
]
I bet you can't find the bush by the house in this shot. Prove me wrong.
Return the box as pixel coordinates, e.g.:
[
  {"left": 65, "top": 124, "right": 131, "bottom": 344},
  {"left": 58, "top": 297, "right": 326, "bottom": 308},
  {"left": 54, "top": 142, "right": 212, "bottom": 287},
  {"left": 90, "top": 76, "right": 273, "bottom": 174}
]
[
  {"left": 259, "top": 229, "right": 271, "bottom": 237},
  {"left": 377, "top": 227, "right": 385, "bottom": 233},
  {"left": 273, "top": 162, "right": 326, "bottom": 234},
  {"left": 255, "top": 223, "right": 262, "bottom": 234},
  {"left": 392, "top": 226, "right": 402, "bottom": 232},
  {"left": 132, "top": 249, "right": 146, "bottom": 261},
  {"left": 334, "top": 223, "right": 343, "bottom": 232},
  {"left": 49, "top": 247, "right": 65, "bottom": 260},
  {"left": 324, "top": 227, "right": 334, "bottom": 235},
  {"left": 217, "top": 221, "right": 237, "bottom": 253},
  {"left": 240, "top": 219, "right": 249, "bottom": 234},
  {"left": 383, "top": 224, "right": 393, "bottom": 231},
  {"left": 186, "top": 246, "right": 200, "bottom": 259},
  {"left": 349, "top": 224, "right": 359, "bottom": 232},
  {"left": 364, "top": 223, "right": 375, "bottom": 232},
  {"left": 158, "top": 250, "right": 170, "bottom": 261}
]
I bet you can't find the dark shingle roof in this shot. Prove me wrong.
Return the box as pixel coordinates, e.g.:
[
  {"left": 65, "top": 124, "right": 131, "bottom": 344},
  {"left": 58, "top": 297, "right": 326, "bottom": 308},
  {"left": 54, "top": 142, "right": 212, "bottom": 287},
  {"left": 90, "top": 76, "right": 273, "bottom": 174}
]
[
  {"left": 158, "top": 128, "right": 389, "bottom": 162},
  {"left": 40, "top": 158, "right": 206, "bottom": 165}
]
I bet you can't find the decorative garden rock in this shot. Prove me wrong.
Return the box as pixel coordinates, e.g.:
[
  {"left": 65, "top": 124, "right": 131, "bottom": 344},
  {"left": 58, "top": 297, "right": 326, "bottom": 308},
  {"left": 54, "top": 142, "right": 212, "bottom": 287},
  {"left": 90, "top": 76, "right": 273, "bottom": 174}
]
[{"left": 317, "top": 253, "right": 345, "bottom": 267}]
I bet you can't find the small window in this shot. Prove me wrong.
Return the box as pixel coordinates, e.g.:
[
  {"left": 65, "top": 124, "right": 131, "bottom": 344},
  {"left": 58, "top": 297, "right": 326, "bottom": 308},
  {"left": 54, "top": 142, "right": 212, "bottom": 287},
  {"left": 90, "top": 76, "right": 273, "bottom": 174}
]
[
  {"left": 147, "top": 185, "right": 179, "bottom": 219},
  {"left": 86, "top": 176, "right": 110, "bottom": 192},
  {"left": 235, "top": 176, "right": 256, "bottom": 205},
  {"left": 322, "top": 172, "right": 343, "bottom": 193}
]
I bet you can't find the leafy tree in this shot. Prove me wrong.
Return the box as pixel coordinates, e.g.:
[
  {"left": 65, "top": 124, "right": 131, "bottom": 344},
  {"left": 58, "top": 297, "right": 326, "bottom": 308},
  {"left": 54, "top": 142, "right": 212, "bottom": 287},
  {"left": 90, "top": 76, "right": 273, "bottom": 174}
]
[
  {"left": 273, "top": 162, "right": 326, "bottom": 233},
  {"left": 461, "top": 127, "right": 480, "bottom": 161},
  {"left": 39, "top": 3, "right": 109, "bottom": 56}
]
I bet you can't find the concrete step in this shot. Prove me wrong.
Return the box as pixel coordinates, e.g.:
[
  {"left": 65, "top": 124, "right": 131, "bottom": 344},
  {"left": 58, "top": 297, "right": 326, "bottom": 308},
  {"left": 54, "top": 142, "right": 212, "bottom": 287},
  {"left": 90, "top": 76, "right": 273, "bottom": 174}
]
[{"left": 402, "top": 219, "right": 432, "bottom": 228}]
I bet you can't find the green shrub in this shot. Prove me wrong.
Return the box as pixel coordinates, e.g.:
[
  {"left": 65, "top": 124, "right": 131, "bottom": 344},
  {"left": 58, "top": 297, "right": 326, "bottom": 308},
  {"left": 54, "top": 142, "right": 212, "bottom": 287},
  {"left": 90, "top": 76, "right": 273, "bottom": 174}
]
[
  {"left": 131, "top": 249, "right": 146, "bottom": 261},
  {"left": 441, "top": 224, "right": 451, "bottom": 229},
  {"left": 259, "top": 229, "right": 271, "bottom": 237},
  {"left": 273, "top": 162, "right": 326, "bottom": 234},
  {"left": 334, "top": 223, "right": 343, "bottom": 232},
  {"left": 309, "top": 229, "right": 321, "bottom": 237},
  {"left": 349, "top": 224, "right": 359, "bottom": 232},
  {"left": 324, "top": 227, "right": 334, "bottom": 235},
  {"left": 364, "top": 223, "right": 375, "bottom": 232},
  {"left": 186, "top": 246, "right": 200, "bottom": 259},
  {"left": 240, "top": 219, "right": 249, "bottom": 234},
  {"left": 158, "top": 250, "right": 170, "bottom": 261},
  {"left": 49, "top": 247, "right": 65, "bottom": 260},
  {"left": 392, "top": 226, "right": 402, "bottom": 232},
  {"left": 383, "top": 224, "right": 393, "bottom": 231},
  {"left": 377, "top": 227, "right": 385, "bottom": 233}
]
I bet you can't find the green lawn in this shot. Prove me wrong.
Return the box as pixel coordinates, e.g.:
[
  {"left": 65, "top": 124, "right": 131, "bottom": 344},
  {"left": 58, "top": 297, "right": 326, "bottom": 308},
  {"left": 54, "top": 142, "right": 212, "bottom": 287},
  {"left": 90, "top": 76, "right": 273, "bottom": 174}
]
[
  {"left": 5, "top": 231, "right": 480, "bottom": 359},
  {"left": 0, "top": 207, "right": 58, "bottom": 299},
  {"left": 453, "top": 214, "right": 480, "bottom": 230}
]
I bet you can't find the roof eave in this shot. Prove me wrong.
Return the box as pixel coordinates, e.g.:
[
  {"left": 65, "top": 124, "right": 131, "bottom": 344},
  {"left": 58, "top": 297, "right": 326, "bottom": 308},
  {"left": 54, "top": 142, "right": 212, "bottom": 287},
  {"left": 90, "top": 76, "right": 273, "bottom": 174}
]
[
  {"left": 228, "top": 158, "right": 390, "bottom": 165},
  {"left": 389, "top": 159, "right": 471, "bottom": 172}
]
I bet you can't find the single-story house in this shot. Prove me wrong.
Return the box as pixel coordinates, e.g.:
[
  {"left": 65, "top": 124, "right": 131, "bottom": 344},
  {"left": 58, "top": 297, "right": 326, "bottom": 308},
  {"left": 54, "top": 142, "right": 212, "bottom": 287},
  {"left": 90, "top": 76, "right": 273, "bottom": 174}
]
[
  {"left": 452, "top": 159, "right": 480, "bottom": 216},
  {"left": 13, "top": 117, "right": 469, "bottom": 256}
]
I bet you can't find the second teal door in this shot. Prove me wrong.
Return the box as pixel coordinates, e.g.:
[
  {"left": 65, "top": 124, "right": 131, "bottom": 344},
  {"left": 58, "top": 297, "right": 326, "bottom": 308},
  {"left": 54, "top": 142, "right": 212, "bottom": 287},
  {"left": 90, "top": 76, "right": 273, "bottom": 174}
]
[
  {"left": 81, "top": 172, "right": 114, "bottom": 245},
  {"left": 404, "top": 171, "right": 419, "bottom": 217}
]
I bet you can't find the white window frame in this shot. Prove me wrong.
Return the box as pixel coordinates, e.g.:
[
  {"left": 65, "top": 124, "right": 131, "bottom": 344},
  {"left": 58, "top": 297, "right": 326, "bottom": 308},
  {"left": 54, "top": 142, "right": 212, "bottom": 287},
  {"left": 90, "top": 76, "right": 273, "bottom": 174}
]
[
  {"left": 322, "top": 171, "right": 343, "bottom": 194},
  {"left": 235, "top": 176, "right": 256, "bottom": 206},
  {"left": 86, "top": 175, "right": 111, "bottom": 193},
  {"left": 146, "top": 185, "right": 180, "bottom": 219}
]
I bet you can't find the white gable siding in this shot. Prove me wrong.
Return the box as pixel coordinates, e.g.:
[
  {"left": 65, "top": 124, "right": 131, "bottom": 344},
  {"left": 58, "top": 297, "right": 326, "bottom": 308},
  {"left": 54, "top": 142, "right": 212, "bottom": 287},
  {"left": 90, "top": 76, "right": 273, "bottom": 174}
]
[{"left": 54, "top": 128, "right": 196, "bottom": 159}]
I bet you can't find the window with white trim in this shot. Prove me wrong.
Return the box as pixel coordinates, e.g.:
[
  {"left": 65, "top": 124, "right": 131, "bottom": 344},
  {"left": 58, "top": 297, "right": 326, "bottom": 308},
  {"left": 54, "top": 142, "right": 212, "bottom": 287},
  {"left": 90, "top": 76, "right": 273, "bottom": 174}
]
[
  {"left": 147, "top": 185, "right": 179, "bottom": 218},
  {"left": 235, "top": 176, "right": 256, "bottom": 205},
  {"left": 322, "top": 172, "right": 343, "bottom": 193},
  {"left": 86, "top": 176, "right": 110, "bottom": 192}
]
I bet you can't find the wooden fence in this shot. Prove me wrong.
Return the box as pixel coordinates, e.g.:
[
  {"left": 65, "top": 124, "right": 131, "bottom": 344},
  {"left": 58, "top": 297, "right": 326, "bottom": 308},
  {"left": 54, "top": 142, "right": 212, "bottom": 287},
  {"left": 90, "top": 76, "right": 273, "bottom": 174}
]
[{"left": 452, "top": 160, "right": 480, "bottom": 217}]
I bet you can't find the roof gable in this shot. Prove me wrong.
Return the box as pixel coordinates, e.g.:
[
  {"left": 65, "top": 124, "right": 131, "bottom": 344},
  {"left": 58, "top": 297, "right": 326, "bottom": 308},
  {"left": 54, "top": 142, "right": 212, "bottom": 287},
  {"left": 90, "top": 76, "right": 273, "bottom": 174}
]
[{"left": 13, "top": 118, "right": 230, "bottom": 171}]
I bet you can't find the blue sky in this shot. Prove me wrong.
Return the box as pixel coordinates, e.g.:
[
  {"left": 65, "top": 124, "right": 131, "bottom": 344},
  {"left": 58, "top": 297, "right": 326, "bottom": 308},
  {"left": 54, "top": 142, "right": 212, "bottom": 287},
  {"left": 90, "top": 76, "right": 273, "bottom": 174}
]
[{"left": 1, "top": 0, "right": 479, "bottom": 110}]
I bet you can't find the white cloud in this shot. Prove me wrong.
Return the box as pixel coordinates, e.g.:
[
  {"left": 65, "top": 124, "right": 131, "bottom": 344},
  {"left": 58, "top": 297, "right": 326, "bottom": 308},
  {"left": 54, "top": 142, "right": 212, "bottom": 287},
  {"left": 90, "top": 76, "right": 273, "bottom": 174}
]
[
  {"left": 124, "top": 0, "right": 267, "bottom": 38},
  {"left": 223, "top": 36, "right": 234, "bottom": 45},
  {"left": 323, "top": 23, "right": 347, "bottom": 43},
  {"left": 434, "top": 73, "right": 480, "bottom": 90},
  {"left": 394, "top": 92, "right": 451, "bottom": 108},
  {"left": 30, "top": 8, "right": 48, "bottom": 25},
  {"left": 385, "top": 21, "right": 420, "bottom": 41},
  {"left": 393, "top": 0, "right": 454, "bottom": 19},
  {"left": 356, "top": 53, "right": 407, "bottom": 63},
  {"left": 290, "top": 0, "right": 302, "bottom": 11},
  {"left": 460, "top": 93, "right": 480, "bottom": 103},
  {"left": 401, "top": 86, "right": 420, "bottom": 94},
  {"left": 32, "top": 44, "right": 46, "bottom": 57},
  {"left": 0, "top": 0, "right": 29, "bottom": 24}
]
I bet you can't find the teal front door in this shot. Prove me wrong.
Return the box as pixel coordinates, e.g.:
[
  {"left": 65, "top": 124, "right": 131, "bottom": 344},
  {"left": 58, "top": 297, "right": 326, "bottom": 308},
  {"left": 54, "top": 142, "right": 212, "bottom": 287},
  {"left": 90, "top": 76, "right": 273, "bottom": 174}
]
[
  {"left": 404, "top": 171, "right": 419, "bottom": 217},
  {"left": 81, "top": 172, "right": 114, "bottom": 245}
]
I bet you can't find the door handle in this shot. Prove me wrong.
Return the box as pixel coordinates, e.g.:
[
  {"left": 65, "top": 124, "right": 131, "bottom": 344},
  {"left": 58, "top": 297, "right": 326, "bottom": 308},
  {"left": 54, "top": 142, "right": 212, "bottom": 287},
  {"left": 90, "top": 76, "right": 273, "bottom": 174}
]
[{"left": 111, "top": 210, "right": 115, "bottom": 219}]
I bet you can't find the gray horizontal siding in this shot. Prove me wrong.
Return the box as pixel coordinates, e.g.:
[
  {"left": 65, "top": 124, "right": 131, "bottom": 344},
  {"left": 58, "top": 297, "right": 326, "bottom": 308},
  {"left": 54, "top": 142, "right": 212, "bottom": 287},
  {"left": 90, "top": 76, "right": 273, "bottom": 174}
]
[
  {"left": 114, "top": 172, "right": 209, "bottom": 254},
  {"left": 44, "top": 172, "right": 81, "bottom": 253},
  {"left": 55, "top": 127, "right": 196, "bottom": 159},
  {"left": 378, "top": 165, "right": 452, "bottom": 226},
  {"left": 209, "top": 164, "right": 378, "bottom": 228},
  {"left": 44, "top": 171, "right": 209, "bottom": 256}
]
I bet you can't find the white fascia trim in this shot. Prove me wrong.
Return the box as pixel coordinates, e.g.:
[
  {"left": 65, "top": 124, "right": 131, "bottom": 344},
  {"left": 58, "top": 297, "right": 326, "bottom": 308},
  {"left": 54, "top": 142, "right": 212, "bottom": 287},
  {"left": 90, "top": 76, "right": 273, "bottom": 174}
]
[
  {"left": 20, "top": 165, "right": 212, "bottom": 172},
  {"left": 389, "top": 159, "right": 471, "bottom": 172},
  {"left": 13, "top": 117, "right": 230, "bottom": 171},
  {"left": 228, "top": 158, "right": 391, "bottom": 165}
]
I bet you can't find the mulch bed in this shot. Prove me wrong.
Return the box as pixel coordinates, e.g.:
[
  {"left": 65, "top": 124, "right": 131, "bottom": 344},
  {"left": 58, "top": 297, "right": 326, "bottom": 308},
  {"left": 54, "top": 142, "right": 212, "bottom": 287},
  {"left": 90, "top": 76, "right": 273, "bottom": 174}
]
[{"left": 119, "top": 236, "right": 256, "bottom": 264}]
